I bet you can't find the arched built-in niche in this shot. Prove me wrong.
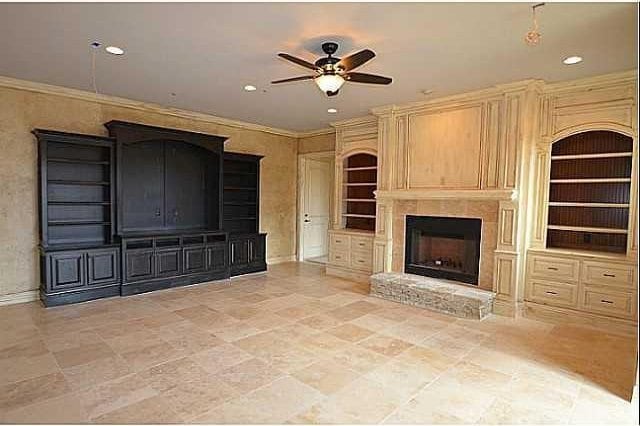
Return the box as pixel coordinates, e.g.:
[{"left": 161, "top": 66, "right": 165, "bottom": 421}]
[
  {"left": 342, "top": 152, "right": 378, "bottom": 231},
  {"left": 546, "top": 130, "right": 634, "bottom": 253}
]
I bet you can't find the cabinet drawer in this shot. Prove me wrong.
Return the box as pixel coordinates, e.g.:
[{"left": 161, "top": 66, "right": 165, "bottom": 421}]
[
  {"left": 329, "top": 249, "right": 350, "bottom": 268},
  {"left": 350, "top": 251, "right": 372, "bottom": 272},
  {"left": 330, "top": 234, "right": 350, "bottom": 251},
  {"left": 351, "top": 236, "right": 373, "bottom": 252},
  {"left": 582, "top": 261, "right": 635, "bottom": 289},
  {"left": 528, "top": 279, "right": 578, "bottom": 308},
  {"left": 529, "top": 255, "right": 579, "bottom": 282},
  {"left": 580, "top": 288, "right": 636, "bottom": 319}
]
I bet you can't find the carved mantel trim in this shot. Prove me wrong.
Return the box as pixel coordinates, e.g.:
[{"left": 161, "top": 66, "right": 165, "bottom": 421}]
[{"left": 375, "top": 189, "right": 517, "bottom": 201}]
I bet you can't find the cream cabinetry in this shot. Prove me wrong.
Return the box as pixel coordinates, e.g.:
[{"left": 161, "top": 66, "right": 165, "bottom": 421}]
[
  {"left": 525, "top": 249, "right": 637, "bottom": 321},
  {"left": 326, "top": 229, "right": 375, "bottom": 281}
]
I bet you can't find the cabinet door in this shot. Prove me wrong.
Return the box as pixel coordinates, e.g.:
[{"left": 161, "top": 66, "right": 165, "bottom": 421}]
[
  {"left": 184, "top": 246, "right": 206, "bottom": 274},
  {"left": 125, "top": 249, "right": 155, "bottom": 282},
  {"left": 120, "top": 141, "right": 164, "bottom": 231},
  {"left": 86, "top": 248, "right": 120, "bottom": 286},
  {"left": 230, "top": 239, "right": 249, "bottom": 267},
  {"left": 156, "top": 248, "right": 182, "bottom": 277},
  {"left": 48, "top": 252, "right": 85, "bottom": 290},
  {"left": 249, "top": 235, "right": 266, "bottom": 264},
  {"left": 207, "top": 243, "right": 227, "bottom": 272},
  {"left": 165, "top": 142, "right": 206, "bottom": 229}
]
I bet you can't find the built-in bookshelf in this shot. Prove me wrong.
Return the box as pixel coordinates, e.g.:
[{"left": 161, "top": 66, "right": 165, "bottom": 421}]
[
  {"left": 342, "top": 153, "right": 377, "bottom": 231},
  {"left": 222, "top": 152, "right": 262, "bottom": 234},
  {"left": 546, "top": 130, "right": 633, "bottom": 254},
  {"left": 36, "top": 131, "right": 116, "bottom": 248}
]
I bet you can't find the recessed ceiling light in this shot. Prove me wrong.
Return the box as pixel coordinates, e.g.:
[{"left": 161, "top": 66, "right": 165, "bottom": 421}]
[
  {"left": 105, "top": 46, "right": 124, "bottom": 55},
  {"left": 563, "top": 56, "right": 583, "bottom": 65},
  {"left": 327, "top": 108, "right": 338, "bottom": 114},
  {"left": 244, "top": 85, "right": 257, "bottom": 92}
]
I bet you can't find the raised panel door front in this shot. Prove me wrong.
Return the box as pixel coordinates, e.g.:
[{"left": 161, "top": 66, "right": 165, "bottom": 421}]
[
  {"left": 86, "top": 249, "right": 120, "bottom": 286},
  {"left": 165, "top": 142, "right": 207, "bottom": 229},
  {"left": 207, "top": 244, "right": 227, "bottom": 272},
  {"left": 156, "top": 248, "right": 182, "bottom": 277},
  {"left": 125, "top": 249, "right": 155, "bottom": 282},
  {"left": 184, "top": 246, "right": 206, "bottom": 274},
  {"left": 407, "top": 106, "right": 483, "bottom": 189},
  {"left": 49, "top": 252, "right": 85, "bottom": 290},
  {"left": 230, "top": 239, "right": 249, "bottom": 267},
  {"left": 120, "top": 141, "right": 164, "bottom": 231}
]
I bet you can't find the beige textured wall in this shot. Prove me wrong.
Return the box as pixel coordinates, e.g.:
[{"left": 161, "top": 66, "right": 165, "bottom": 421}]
[
  {"left": 298, "top": 132, "right": 335, "bottom": 154},
  {"left": 0, "top": 85, "right": 298, "bottom": 298},
  {"left": 392, "top": 199, "right": 499, "bottom": 291}
]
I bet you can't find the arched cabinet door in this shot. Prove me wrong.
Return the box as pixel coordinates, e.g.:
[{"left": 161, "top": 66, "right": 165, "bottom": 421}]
[{"left": 546, "top": 130, "right": 633, "bottom": 254}]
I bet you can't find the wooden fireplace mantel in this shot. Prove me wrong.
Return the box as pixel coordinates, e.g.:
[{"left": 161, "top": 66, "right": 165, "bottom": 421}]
[{"left": 375, "top": 189, "right": 518, "bottom": 201}]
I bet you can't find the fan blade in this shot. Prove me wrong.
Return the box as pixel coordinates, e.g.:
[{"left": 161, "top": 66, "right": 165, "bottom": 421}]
[
  {"left": 278, "top": 53, "right": 319, "bottom": 71},
  {"left": 337, "top": 49, "right": 375, "bottom": 71},
  {"left": 345, "top": 72, "right": 392, "bottom": 85},
  {"left": 271, "top": 75, "right": 315, "bottom": 84}
]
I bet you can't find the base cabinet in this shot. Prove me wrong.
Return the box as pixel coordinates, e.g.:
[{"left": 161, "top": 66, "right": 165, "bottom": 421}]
[
  {"left": 229, "top": 234, "right": 267, "bottom": 276},
  {"left": 42, "top": 247, "right": 120, "bottom": 306},
  {"left": 525, "top": 250, "right": 637, "bottom": 322},
  {"left": 326, "top": 229, "right": 374, "bottom": 282},
  {"left": 121, "top": 232, "right": 229, "bottom": 296}
]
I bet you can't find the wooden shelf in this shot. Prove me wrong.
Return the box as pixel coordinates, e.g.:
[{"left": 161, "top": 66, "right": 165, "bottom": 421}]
[
  {"left": 47, "top": 180, "right": 110, "bottom": 186},
  {"left": 345, "top": 199, "right": 376, "bottom": 203},
  {"left": 48, "top": 220, "right": 112, "bottom": 226},
  {"left": 345, "top": 166, "right": 377, "bottom": 171},
  {"left": 343, "top": 214, "right": 376, "bottom": 219},
  {"left": 551, "top": 152, "right": 633, "bottom": 160},
  {"left": 223, "top": 202, "right": 256, "bottom": 206},
  {"left": 344, "top": 183, "right": 377, "bottom": 186},
  {"left": 547, "top": 225, "right": 628, "bottom": 234},
  {"left": 48, "top": 158, "right": 109, "bottom": 165},
  {"left": 224, "top": 171, "right": 256, "bottom": 176},
  {"left": 548, "top": 202, "right": 629, "bottom": 208},
  {"left": 223, "top": 217, "right": 257, "bottom": 221},
  {"left": 550, "top": 178, "right": 631, "bottom": 184},
  {"left": 48, "top": 201, "right": 111, "bottom": 206},
  {"left": 224, "top": 186, "right": 257, "bottom": 191}
]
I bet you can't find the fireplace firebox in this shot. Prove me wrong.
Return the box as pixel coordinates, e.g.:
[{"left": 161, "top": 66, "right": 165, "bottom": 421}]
[{"left": 404, "top": 215, "right": 481, "bottom": 285}]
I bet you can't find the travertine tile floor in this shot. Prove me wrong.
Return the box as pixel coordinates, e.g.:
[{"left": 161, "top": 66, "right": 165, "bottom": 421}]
[{"left": 0, "top": 262, "right": 638, "bottom": 424}]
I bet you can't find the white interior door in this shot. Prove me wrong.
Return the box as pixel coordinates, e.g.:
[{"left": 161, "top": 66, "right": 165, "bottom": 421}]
[{"left": 303, "top": 158, "right": 332, "bottom": 259}]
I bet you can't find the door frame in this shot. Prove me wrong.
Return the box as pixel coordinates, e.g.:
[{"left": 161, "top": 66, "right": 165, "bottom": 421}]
[{"left": 297, "top": 151, "right": 335, "bottom": 262}]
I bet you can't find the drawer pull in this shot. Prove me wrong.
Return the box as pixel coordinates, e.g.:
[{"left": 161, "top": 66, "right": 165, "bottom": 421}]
[
  {"left": 603, "top": 273, "right": 616, "bottom": 278},
  {"left": 335, "top": 239, "right": 342, "bottom": 243},
  {"left": 547, "top": 267, "right": 559, "bottom": 271},
  {"left": 545, "top": 291, "right": 558, "bottom": 295},
  {"left": 358, "top": 243, "right": 365, "bottom": 246},
  {"left": 358, "top": 260, "right": 365, "bottom": 263},
  {"left": 335, "top": 256, "right": 342, "bottom": 259},
  {"left": 600, "top": 299, "right": 614, "bottom": 304}
]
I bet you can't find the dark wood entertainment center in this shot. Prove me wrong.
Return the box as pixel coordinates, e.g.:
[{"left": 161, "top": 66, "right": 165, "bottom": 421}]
[{"left": 36, "top": 121, "right": 266, "bottom": 307}]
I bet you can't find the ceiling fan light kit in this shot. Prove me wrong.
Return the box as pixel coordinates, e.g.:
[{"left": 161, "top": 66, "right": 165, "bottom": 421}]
[{"left": 272, "top": 41, "right": 392, "bottom": 97}]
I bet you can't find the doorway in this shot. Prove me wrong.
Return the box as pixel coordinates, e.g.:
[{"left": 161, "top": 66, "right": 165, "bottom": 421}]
[{"left": 298, "top": 152, "right": 334, "bottom": 264}]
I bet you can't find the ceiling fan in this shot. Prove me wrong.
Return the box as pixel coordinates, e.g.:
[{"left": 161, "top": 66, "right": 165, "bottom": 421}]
[{"left": 272, "top": 42, "right": 392, "bottom": 96}]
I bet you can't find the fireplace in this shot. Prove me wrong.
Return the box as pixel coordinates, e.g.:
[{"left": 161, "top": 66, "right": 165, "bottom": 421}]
[{"left": 404, "top": 215, "right": 481, "bottom": 285}]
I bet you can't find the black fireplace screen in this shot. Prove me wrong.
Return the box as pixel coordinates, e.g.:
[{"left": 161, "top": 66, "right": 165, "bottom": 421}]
[{"left": 404, "top": 215, "right": 481, "bottom": 285}]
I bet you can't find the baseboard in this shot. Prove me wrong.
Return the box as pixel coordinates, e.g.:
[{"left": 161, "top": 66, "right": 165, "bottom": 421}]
[
  {"left": 523, "top": 301, "right": 638, "bottom": 337},
  {"left": 267, "top": 255, "right": 296, "bottom": 265},
  {"left": 492, "top": 299, "right": 518, "bottom": 317},
  {"left": 326, "top": 265, "right": 371, "bottom": 283},
  {"left": 0, "top": 290, "right": 39, "bottom": 306}
]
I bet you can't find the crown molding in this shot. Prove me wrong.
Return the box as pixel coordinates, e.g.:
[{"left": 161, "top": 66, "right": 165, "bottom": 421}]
[
  {"left": 542, "top": 69, "right": 637, "bottom": 94},
  {"left": 330, "top": 114, "right": 377, "bottom": 129},
  {"left": 296, "top": 128, "right": 335, "bottom": 138},
  {"left": 0, "top": 75, "right": 331, "bottom": 139}
]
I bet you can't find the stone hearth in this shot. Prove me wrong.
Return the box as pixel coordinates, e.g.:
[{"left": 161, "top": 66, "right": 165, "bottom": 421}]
[{"left": 370, "top": 272, "right": 496, "bottom": 320}]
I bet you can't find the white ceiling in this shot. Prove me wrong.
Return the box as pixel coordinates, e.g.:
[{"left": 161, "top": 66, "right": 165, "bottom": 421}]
[{"left": 0, "top": 2, "right": 637, "bottom": 132}]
